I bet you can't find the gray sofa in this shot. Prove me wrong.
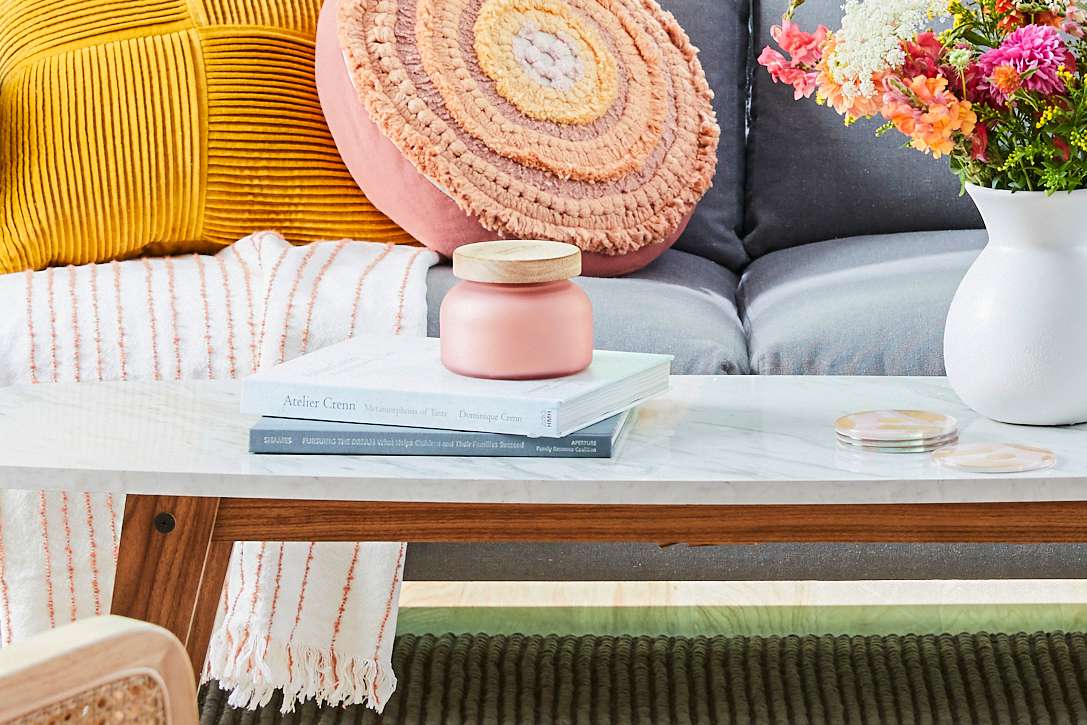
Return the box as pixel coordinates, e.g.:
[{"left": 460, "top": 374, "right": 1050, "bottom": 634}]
[{"left": 403, "top": 0, "right": 1086, "bottom": 581}]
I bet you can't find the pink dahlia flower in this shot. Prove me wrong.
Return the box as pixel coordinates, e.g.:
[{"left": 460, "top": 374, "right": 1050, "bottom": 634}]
[{"left": 977, "top": 24, "right": 1076, "bottom": 102}]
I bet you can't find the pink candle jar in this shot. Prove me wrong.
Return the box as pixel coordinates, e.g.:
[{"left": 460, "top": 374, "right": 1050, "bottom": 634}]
[{"left": 440, "top": 241, "right": 593, "bottom": 380}]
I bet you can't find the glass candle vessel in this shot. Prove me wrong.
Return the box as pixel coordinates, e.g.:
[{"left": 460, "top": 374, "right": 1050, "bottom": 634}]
[{"left": 440, "top": 240, "right": 593, "bottom": 380}]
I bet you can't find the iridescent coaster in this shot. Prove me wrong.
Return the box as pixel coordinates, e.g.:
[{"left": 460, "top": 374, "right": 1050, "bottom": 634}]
[
  {"left": 932, "top": 443, "right": 1056, "bottom": 473},
  {"left": 837, "top": 433, "right": 958, "bottom": 453},
  {"left": 835, "top": 410, "right": 958, "bottom": 442}
]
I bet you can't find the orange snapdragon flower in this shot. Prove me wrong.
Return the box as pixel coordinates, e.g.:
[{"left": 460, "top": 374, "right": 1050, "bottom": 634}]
[{"left": 881, "top": 75, "right": 977, "bottom": 158}]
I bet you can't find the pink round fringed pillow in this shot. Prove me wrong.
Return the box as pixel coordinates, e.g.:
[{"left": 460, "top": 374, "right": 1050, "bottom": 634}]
[{"left": 315, "top": 0, "right": 718, "bottom": 276}]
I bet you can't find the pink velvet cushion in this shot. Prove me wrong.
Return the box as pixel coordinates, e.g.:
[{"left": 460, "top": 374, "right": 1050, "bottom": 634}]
[{"left": 315, "top": 0, "right": 713, "bottom": 276}]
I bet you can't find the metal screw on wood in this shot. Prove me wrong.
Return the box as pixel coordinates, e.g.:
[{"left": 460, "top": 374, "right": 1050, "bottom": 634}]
[{"left": 153, "top": 512, "right": 176, "bottom": 534}]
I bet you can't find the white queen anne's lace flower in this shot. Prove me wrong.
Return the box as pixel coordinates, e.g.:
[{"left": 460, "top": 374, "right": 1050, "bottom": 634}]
[{"left": 826, "top": 0, "right": 947, "bottom": 99}]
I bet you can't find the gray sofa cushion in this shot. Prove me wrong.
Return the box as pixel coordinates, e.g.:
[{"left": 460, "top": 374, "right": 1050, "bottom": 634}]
[
  {"left": 744, "top": 0, "right": 981, "bottom": 260},
  {"left": 738, "top": 229, "right": 986, "bottom": 375},
  {"left": 427, "top": 249, "right": 749, "bottom": 375},
  {"left": 661, "top": 0, "right": 750, "bottom": 272}
]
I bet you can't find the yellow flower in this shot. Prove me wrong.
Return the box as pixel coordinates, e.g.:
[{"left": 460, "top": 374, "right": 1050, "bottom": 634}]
[
  {"left": 947, "top": 1, "right": 967, "bottom": 26},
  {"left": 1037, "top": 105, "right": 1061, "bottom": 128},
  {"left": 1071, "top": 128, "right": 1087, "bottom": 152}
]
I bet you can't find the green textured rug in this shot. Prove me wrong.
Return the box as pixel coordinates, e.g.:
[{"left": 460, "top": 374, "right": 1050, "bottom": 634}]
[{"left": 199, "top": 632, "right": 1087, "bottom": 724}]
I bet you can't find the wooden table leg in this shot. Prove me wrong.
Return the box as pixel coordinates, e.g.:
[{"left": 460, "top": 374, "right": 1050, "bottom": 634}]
[
  {"left": 185, "top": 540, "right": 233, "bottom": 672},
  {"left": 111, "top": 494, "right": 230, "bottom": 678}
]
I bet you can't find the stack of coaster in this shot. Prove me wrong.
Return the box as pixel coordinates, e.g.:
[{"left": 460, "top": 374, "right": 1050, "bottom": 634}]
[{"left": 835, "top": 410, "right": 958, "bottom": 453}]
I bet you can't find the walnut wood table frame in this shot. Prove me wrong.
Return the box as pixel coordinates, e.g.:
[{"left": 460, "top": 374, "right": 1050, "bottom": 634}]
[
  {"left": 4, "top": 377, "right": 1086, "bottom": 679},
  {"left": 113, "top": 496, "right": 1087, "bottom": 674}
]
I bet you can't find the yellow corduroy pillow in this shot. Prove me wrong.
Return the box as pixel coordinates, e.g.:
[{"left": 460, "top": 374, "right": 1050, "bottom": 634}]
[{"left": 0, "top": 0, "right": 414, "bottom": 274}]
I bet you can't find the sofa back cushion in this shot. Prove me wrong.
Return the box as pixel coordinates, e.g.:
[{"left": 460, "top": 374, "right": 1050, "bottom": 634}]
[
  {"left": 664, "top": 0, "right": 751, "bottom": 273},
  {"left": 744, "top": 0, "right": 983, "bottom": 260}
]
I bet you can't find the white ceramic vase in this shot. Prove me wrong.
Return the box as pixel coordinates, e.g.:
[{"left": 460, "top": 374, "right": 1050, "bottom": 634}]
[{"left": 944, "top": 184, "right": 1087, "bottom": 425}]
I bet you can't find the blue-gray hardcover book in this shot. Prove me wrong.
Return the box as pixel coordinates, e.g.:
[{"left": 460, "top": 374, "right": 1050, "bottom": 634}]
[{"left": 249, "top": 409, "right": 635, "bottom": 458}]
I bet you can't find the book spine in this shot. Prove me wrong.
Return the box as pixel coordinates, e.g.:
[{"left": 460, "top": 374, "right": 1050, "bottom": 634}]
[
  {"left": 240, "top": 380, "right": 560, "bottom": 437},
  {"left": 249, "top": 428, "right": 612, "bottom": 457}
]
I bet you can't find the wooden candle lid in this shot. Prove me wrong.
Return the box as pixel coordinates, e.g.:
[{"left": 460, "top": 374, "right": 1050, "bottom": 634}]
[{"left": 452, "top": 240, "right": 581, "bottom": 284}]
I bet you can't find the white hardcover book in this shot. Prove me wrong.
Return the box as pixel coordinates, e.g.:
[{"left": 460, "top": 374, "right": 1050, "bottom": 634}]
[{"left": 241, "top": 335, "right": 671, "bottom": 437}]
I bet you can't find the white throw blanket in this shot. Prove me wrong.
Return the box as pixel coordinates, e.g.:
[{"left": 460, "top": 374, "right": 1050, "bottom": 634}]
[{"left": 0, "top": 233, "right": 437, "bottom": 712}]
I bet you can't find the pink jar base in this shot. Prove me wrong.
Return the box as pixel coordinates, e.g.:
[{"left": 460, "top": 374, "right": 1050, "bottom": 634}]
[{"left": 440, "top": 280, "right": 593, "bottom": 380}]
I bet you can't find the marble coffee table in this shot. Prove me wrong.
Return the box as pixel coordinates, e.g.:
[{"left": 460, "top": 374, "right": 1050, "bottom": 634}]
[{"left": 2, "top": 375, "right": 1087, "bottom": 673}]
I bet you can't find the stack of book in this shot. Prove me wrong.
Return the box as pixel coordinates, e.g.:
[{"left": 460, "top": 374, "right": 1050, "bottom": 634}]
[{"left": 241, "top": 335, "right": 671, "bottom": 459}]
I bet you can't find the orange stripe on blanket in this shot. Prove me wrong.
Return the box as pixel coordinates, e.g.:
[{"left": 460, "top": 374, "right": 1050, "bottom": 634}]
[
  {"left": 111, "top": 262, "right": 129, "bottom": 381},
  {"left": 300, "top": 241, "right": 348, "bottom": 355},
  {"left": 194, "top": 255, "right": 214, "bottom": 380},
  {"left": 105, "top": 494, "right": 119, "bottom": 564},
  {"left": 287, "top": 542, "right": 317, "bottom": 678},
  {"left": 25, "top": 270, "right": 39, "bottom": 384},
  {"left": 330, "top": 543, "right": 362, "bottom": 686},
  {"left": 83, "top": 493, "right": 103, "bottom": 616},
  {"left": 227, "top": 542, "right": 247, "bottom": 631},
  {"left": 347, "top": 244, "right": 395, "bottom": 339},
  {"left": 221, "top": 549, "right": 233, "bottom": 622},
  {"left": 37, "top": 493, "right": 56, "bottom": 629},
  {"left": 276, "top": 244, "right": 321, "bottom": 365},
  {"left": 68, "top": 267, "right": 82, "bottom": 382},
  {"left": 46, "top": 268, "right": 59, "bottom": 383},
  {"left": 263, "top": 542, "right": 286, "bottom": 652},
  {"left": 142, "top": 259, "right": 162, "bottom": 381},
  {"left": 233, "top": 247, "right": 259, "bottom": 368},
  {"left": 59, "top": 493, "right": 77, "bottom": 622},
  {"left": 222, "top": 543, "right": 244, "bottom": 656},
  {"left": 371, "top": 542, "right": 406, "bottom": 703},
  {"left": 89, "top": 265, "right": 104, "bottom": 382},
  {"left": 0, "top": 512, "right": 12, "bottom": 645},
  {"left": 236, "top": 542, "right": 267, "bottom": 663},
  {"left": 215, "top": 255, "right": 238, "bottom": 380},
  {"left": 165, "top": 257, "right": 183, "bottom": 380},
  {"left": 255, "top": 247, "right": 291, "bottom": 370},
  {"left": 392, "top": 250, "right": 426, "bottom": 336}
]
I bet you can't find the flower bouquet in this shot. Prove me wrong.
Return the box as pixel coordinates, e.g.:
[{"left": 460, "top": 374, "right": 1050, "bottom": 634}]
[
  {"left": 760, "top": 0, "right": 1087, "bottom": 425},
  {"left": 759, "top": 0, "right": 1085, "bottom": 192}
]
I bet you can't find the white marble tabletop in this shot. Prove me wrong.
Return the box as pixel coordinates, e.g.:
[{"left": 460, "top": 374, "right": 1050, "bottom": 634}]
[{"left": 1, "top": 377, "right": 1085, "bottom": 505}]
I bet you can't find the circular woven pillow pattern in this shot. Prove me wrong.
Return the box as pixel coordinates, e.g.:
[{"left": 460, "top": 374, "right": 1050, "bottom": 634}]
[{"left": 315, "top": 0, "right": 719, "bottom": 276}]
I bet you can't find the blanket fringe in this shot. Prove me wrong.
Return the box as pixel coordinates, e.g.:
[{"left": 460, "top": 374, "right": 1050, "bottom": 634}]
[{"left": 203, "top": 624, "right": 397, "bottom": 714}]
